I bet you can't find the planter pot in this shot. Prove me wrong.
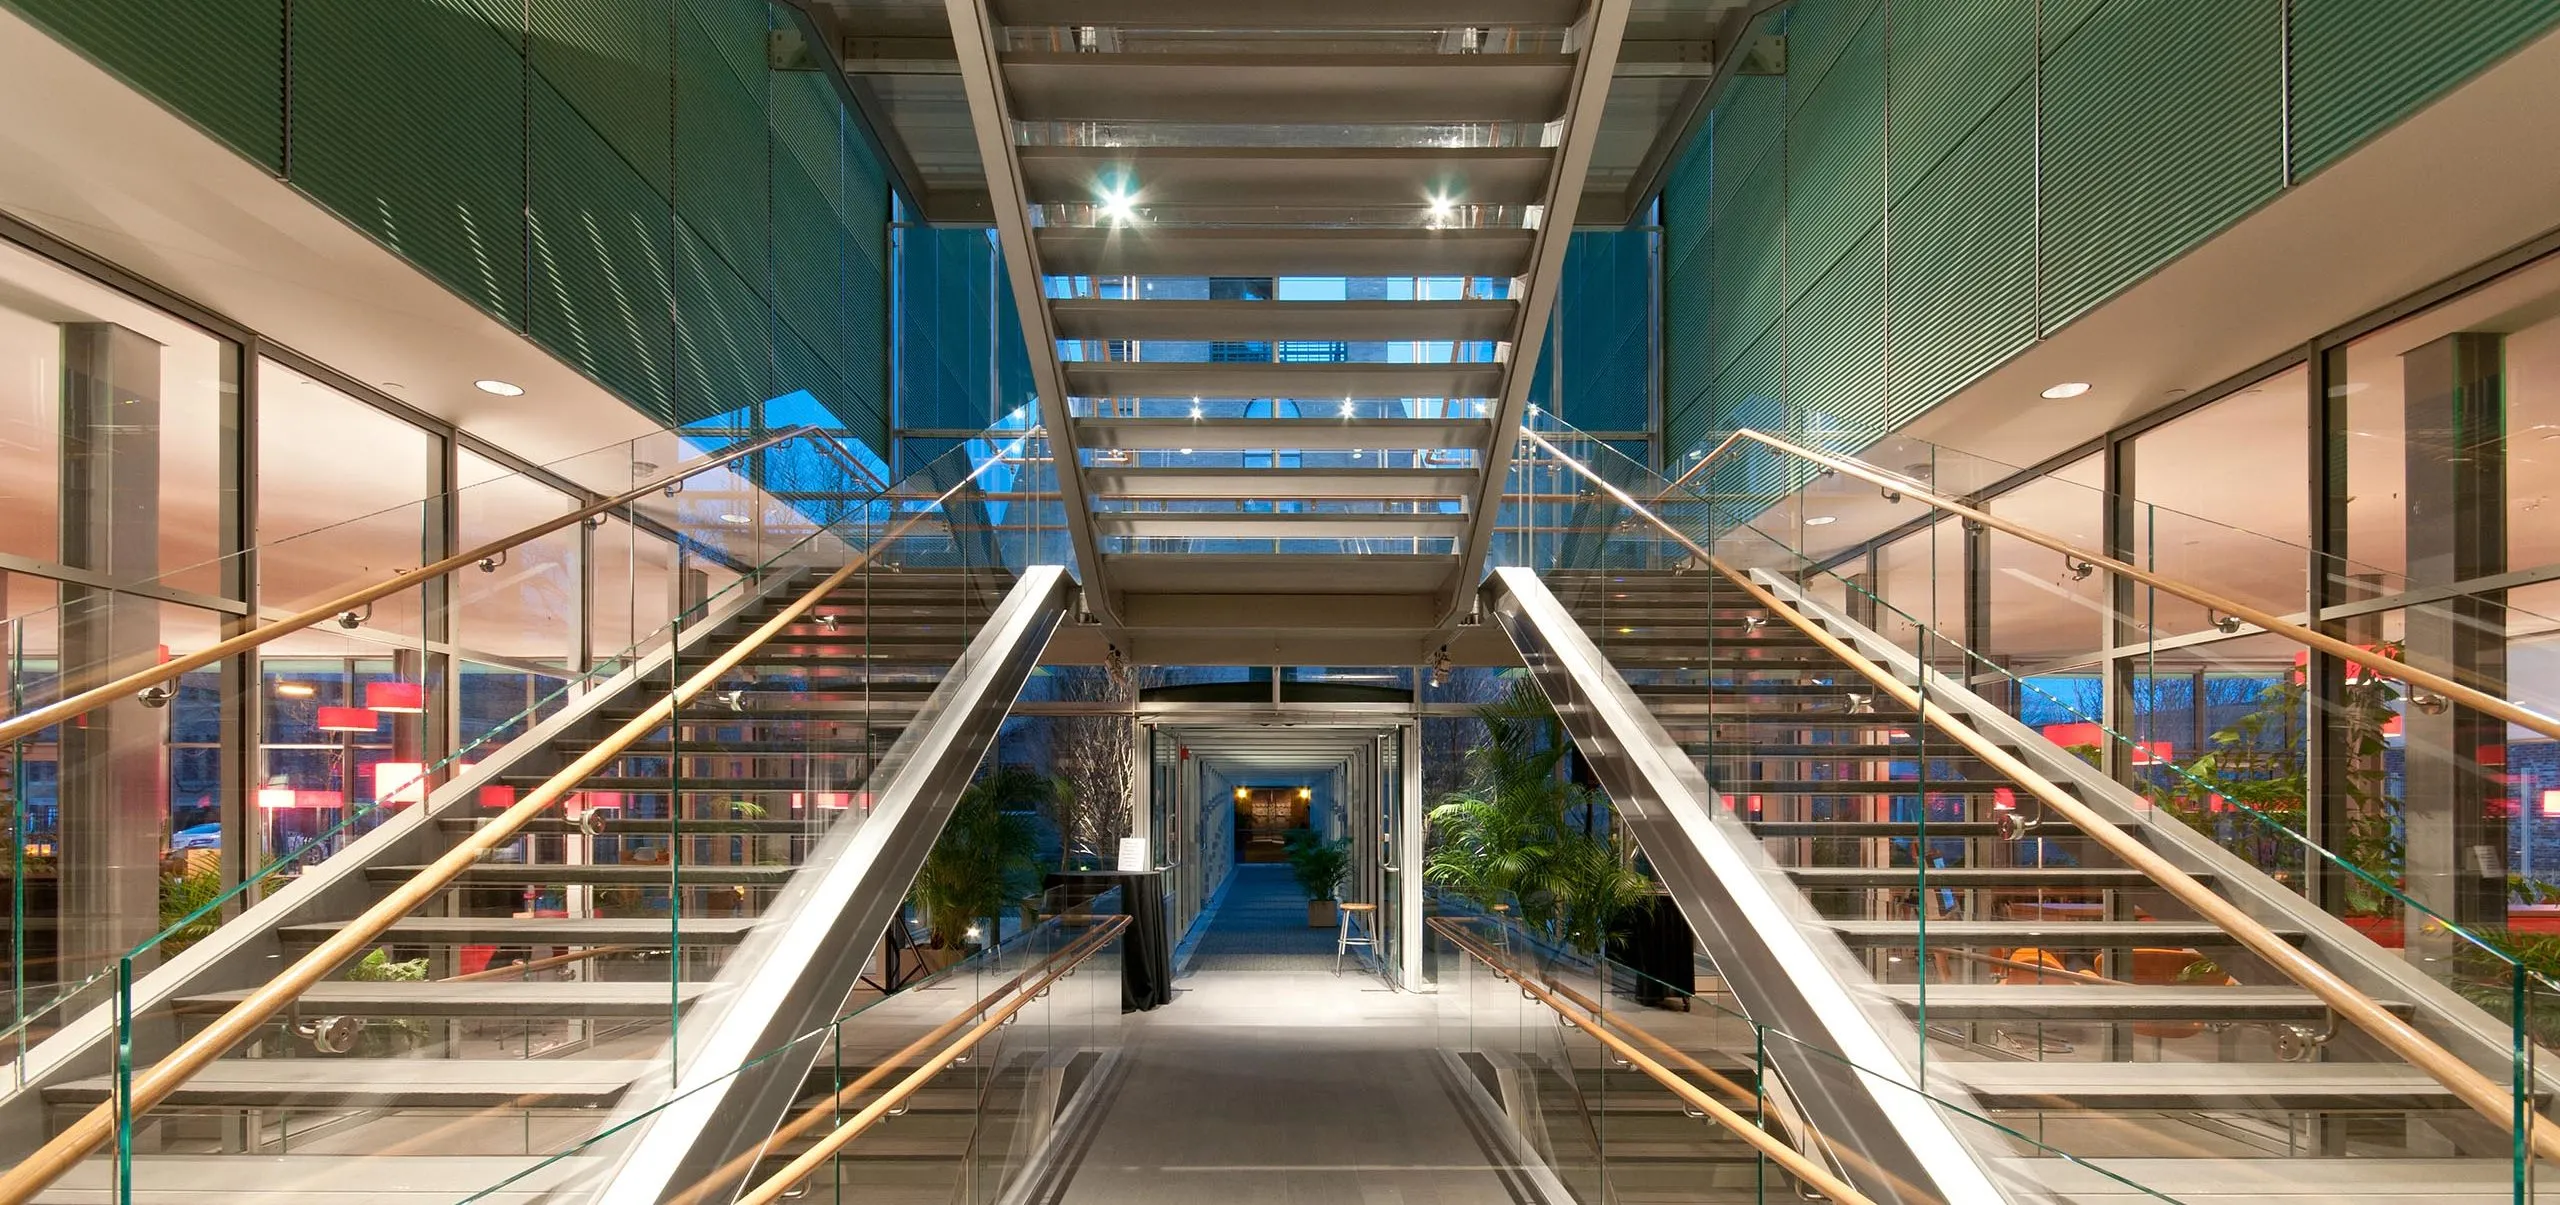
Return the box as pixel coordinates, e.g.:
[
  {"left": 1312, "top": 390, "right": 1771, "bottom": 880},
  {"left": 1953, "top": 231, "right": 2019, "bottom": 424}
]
[{"left": 1307, "top": 899, "right": 1337, "bottom": 929}]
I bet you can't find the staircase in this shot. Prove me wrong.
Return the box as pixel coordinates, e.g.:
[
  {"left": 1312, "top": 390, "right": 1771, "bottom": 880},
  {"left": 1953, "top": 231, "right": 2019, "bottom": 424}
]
[
  {"left": 15, "top": 567, "right": 1018, "bottom": 1202},
  {"left": 1533, "top": 565, "right": 2552, "bottom": 1204}
]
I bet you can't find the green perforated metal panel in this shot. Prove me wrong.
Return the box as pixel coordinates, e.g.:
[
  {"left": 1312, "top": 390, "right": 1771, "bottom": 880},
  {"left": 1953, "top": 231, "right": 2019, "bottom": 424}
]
[
  {"left": 1887, "top": 78, "right": 2036, "bottom": 424},
  {"left": 8, "top": 0, "right": 284, "bottom": 171},
  {"left": 529, "top": 0, "right": 671, "bottom": 204},
  {"left": 1712, "top": 155, "right": 1783, "bottom": 377},
  {"left": 1787, "top": 219, "right": 1885, "bottom": 443},
  {"left": 676, "top": 219, "right": 770, "bottom": 415},
  {"left": 1883, "top": 0, "right": 2030, "bottom": 200},
  {"left": 288, "top": 0, "right": 528, "bottom": 328},
  {"left": 1710, "top": 75, "right": 1785, "bottom": 212},
  {"left": 1780, "top": 0, "right": 1879, "bottom": 113},
  {"left": 1783, "top": 7, "right": 1881, "bottom": 306},
  {"left": 2038, "top": 0, "right": 2284, "bottom": 331},
  {"left": 682, "top": 0, "right": 769, "bottom": 94},
  {"left": 676, "top": 11, "right": 770, "bottom": 304},
  {"left": 772, "top": 157, "right": 846, "bottom": 381},
  {"left": 2292, "top": 0, "right": 2560, "bottom": 177},
  {"left": 770, "top": 73, "right": 844, "bottom": 213},
  {"left": 529, "top": 80, "right": 676, "bottom": 423}
]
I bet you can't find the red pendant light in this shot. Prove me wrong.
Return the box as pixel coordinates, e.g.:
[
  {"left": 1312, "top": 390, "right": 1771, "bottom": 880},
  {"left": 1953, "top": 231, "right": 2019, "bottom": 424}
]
[
  {"left": 365, "top": 681, "right": 427, "bottom": 713},
  {"left": 316, "top": 706, "right": 380, "bottom": 734}
]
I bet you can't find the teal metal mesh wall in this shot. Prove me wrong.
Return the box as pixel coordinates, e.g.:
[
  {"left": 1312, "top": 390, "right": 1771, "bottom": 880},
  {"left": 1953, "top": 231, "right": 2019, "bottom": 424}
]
[
  {"left": 1659, "top": 0, "right": 2560, "bottom": 478},
  {"left": 9, "top": 0, "right": 895, "bottom": 448}
]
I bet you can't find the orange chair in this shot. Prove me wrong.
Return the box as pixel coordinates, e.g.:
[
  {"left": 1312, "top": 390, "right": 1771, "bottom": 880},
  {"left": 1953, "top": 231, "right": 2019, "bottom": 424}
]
[{"left": 2131, "top": 946, "right": 2230, "bottom": 1039}]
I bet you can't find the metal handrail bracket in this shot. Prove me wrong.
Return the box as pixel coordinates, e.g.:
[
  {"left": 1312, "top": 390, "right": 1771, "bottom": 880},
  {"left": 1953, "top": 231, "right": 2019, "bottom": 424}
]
[{"left": 1483, "top": 565, "right": 2011, "bottom": 1205}]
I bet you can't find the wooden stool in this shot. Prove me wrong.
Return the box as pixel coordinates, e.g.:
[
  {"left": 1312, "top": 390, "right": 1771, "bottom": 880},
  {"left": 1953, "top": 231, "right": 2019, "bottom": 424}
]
[{"left": 1335, "top": 902, "right": 1378, "bottom": 975}]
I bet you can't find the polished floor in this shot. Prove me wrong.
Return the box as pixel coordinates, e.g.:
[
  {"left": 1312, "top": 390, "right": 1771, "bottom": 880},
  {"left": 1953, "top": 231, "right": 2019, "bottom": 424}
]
[{"left": 1047, "top": 864, "right": 1537, "bottom": 1205}]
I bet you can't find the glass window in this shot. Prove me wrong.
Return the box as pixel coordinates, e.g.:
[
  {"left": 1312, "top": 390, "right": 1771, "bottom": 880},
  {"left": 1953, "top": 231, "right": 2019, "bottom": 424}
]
[
  {"left": 2131, "top": 365, "right": 2310, "bottom": 641},
  {"left": 0, "top": 239, "right": 238, "bottom": 597},
  {"left": 2340, "top": 251, "right": 2560, "bottom": 583},
  {"left": 1876, "top": 516, "right": 1965, "bottom": 661},
  {"left": 256, "top": 362, "right": 435, "bottom": 636},
  {"left": 455, "top": 449, "right": 578, "bottom": 666},
  {"left": 589, "top": 514, "right": 678, "bottom": 663},
  {"left": 1986, "top": 453, "right": 2105, "bottom": 670}
]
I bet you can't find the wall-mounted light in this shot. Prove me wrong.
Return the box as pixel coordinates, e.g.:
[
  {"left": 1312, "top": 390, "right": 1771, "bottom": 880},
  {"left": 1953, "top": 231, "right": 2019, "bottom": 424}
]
[
  {"left": 274, "top": 682, "right": 316, "bottom": 698},
  {"left": 1297, "top": 787, "right": 1312, "bottom": 801}
]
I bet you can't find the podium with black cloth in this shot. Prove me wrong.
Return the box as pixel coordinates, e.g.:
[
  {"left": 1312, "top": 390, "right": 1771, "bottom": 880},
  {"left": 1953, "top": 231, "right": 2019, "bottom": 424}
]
[
  {"left": 1608, "top": 892, "right": 1695, "bottom": 1007},
  {"left": 1039, "top": 870, "right": 1172, "bottom": 1011}
]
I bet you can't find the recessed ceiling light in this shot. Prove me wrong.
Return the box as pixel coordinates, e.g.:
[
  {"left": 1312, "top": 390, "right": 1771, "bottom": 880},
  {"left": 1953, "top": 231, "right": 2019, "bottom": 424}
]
[
  {"left": 1178, "top": 447, "right": 1193, "bottom": 455},
  {"left": 1804, "top": 515, "right": 1838, "bottom": 526},
  {"left": 1097, "top": 186, "right": 1138, "bottom": 225},
  {"left": 719, "top": 513, "right": 750, "bottom": 525},
  {"left": 2041, "top": 381, "right": 2091, "bottom": 400},
  {"left": 474, "top": 379, "right": 525, "bottom": 397}
]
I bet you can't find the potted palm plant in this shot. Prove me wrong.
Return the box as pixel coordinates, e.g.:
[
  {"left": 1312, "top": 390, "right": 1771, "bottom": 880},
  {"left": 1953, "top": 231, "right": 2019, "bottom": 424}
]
[
  {"left": 1426, "top": 679, "right": 1653, "bottom": 954},
  {"left": 1285, "top": 832, "right": 1352, "bottom": 927},
  {"left": 909, "top": 765, "right": 1046, "bottom": 966}
]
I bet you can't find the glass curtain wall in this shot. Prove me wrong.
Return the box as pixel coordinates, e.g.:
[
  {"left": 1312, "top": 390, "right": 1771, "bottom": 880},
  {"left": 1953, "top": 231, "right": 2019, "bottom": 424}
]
[
  {"left": 0, "top": 236, "right": 244, "bottom": 1007},
  {"left": 1823, "top": 243, "right": 2560, "bottom": 982}
]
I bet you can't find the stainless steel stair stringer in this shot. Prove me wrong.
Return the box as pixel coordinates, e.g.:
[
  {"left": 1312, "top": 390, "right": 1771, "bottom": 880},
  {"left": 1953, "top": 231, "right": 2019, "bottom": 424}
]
[{"left": 1484, "top": 565, "right": 2020, "bottom": 1205}]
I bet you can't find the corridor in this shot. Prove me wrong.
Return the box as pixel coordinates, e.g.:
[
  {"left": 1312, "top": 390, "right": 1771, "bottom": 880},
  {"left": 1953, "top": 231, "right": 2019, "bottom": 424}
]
[{"left": 1047, "top": 865, "right": 1539, "bottom": 1205}]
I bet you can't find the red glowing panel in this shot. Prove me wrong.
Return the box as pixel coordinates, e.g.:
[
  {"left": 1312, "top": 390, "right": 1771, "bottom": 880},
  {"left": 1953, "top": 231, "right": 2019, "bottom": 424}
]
[
  {"left": 364, "top": 681, "right": 426, "bottom": 713},
  {"left": 315, "top": 706, "right": 380, "bottom": 734},
  {"left": 1992, "top": 787, "right": 2017, "bottom": 811},
  {"left": 2040, "top": 722, "right": 2104, "bottom": 748},
  {"left": 478, "top": 785, "right": 518, "bottom": 809}
]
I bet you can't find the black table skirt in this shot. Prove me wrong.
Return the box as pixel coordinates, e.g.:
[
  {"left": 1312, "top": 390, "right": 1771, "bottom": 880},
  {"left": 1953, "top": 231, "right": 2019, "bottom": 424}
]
[{"left": 1041, "top": 871, "right": 1172, "bottom": 1011}]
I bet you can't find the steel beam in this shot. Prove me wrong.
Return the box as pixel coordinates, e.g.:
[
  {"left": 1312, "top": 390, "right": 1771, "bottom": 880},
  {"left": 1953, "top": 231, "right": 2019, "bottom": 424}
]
[
  {"left": 941, "top": 0, "right": 1118, "bottom": 625},
  {"left": 1441, "top": 0, "right": 1635, "bottom": 634}
]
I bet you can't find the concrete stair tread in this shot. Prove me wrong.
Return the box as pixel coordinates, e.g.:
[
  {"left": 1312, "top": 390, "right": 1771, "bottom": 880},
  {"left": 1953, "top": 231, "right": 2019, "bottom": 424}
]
[
  {"left": 46, "top": 1058, "right": 653, "bottom": 1107},
  {"left": 1939, "top": 1059, "right": 2475, "bottom": 1108},
  {"left": 276, "top": 916, "right": 761, "bottom": 945},
  {"left": 173, "top": 980, "right": 709, "bottom": 1016},
  {"left": 1987, "top": 1156, "right": 2560, "bottom": 1202},
  {"left": 1822, "top": 920, "right": 2296, "bottom": 946},
  {"left": 1880, "top": 984, "right": 2411, "bottom": 1021},
  {"left": 33, "top": 1154, "right": 601, "bottom": 1203}
]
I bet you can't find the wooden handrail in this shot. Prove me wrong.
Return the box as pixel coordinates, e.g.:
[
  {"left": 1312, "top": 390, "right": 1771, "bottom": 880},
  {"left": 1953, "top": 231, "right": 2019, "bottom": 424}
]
[
  {"left": 1640, "top": 426, "right": 2560, "bottom": 743},
  {"left": 1522, "top": 425, "right": 2560, "bottom": 1166},
  {"left": 1429, "top": 918, "right": 1878, "bottom": 1205},
  {"left": 0, "top": 430, "right": 1038, "bottom": 1205},
  {"left": 731, "top": 915, "right": 1131, "bottom": 1205},
  {"left": 668, "top": 918, "right": 1126, "bottom": 1205},
  {"left": 0, "top": 423, "right": 840, "bottom": 748}
]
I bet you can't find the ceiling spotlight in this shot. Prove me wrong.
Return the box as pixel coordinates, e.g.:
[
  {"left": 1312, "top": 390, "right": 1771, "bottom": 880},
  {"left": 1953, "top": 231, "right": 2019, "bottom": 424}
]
[
  {"left": 474, "top": 379, "right": 525, "bottom": 397},
  {"left": 1097, "top": 186, "right": 1138, "bottom": 225},
  {"left": 1804, "top": 515, "right": 1837, "bottom": 526},
  {"left": 1426, "top": 193, "right": 1457, "bottom": 224},
  {"left": 719, "top": 513, "right": 751, "bottom": 525},
  {"left": 2040, "top": 381, "right": 2092, "bottom": 400},
  {"left": 1340, "top": 397, "right": 1356, "bottom": 418}
]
